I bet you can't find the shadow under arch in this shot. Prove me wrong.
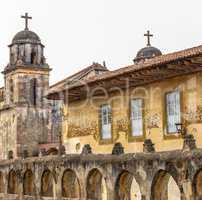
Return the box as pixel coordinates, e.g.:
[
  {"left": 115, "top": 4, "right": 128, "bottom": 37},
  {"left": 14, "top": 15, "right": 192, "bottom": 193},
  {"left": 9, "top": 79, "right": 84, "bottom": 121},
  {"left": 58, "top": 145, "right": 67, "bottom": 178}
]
[
  {"left": 62, "top": 169, "right": 81, "bottom": 198},
  {"left": 193, "top": 168, "right": 202, "bottom": 200},
  {"left": 114, "top": 170, "right": 141, "bottom": 200},
  {"left": 8, "top": 170, "right": 18, "bottom": 194},
  {"left": 151, "top": 169, "right": 181, "bottom": 200},
  {"left": 86, "top": 168, "right": 107, "bottom": 200},
  {"left": 41, "top": 169, "right": 54, "bottom": 197},
  {"left": 23, "top": 169, "right": 35, "bottom": 196}
]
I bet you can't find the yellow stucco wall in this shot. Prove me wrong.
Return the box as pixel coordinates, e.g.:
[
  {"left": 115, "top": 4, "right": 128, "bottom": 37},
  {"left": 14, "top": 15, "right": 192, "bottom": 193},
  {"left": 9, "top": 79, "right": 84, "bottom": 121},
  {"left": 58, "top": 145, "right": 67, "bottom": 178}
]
[{"left": 62, "top": 71, "right": 202, "bottom": 154}]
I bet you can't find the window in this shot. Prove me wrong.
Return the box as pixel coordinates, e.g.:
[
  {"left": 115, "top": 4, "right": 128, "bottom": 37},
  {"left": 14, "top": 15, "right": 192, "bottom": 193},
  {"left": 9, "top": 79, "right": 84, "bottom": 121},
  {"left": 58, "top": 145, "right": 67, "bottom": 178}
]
[
  {"left": 30, "top": 78, "right": 37, "bottom": 105},
  {"left": 131, "top": 99, "right": 143, "bottom": 136},
  {"left": 166, "top": 91, "right": 181, "bottom": 133},
  {"left": 100, "top": 104, "right": 112, "bottom": 139},
  {"left": 9, "top": 79, "right": 14, "bottom": 103}
]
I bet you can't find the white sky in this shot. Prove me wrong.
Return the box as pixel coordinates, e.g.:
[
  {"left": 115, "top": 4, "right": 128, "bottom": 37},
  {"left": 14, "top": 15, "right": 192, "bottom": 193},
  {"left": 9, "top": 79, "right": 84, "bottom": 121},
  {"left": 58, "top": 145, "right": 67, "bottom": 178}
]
[{"left": 0, "top": 0, "right": 202, "bottom": 86}]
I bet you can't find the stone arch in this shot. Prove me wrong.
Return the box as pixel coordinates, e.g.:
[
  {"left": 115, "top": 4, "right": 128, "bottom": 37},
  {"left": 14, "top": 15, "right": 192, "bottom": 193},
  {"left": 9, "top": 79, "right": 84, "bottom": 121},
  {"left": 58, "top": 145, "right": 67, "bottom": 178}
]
[
  {"left": 193, "top": 169, "right": 202, "bottom": 199},
  {"left": 86, "top": 168, "right": 107, "bottom": 200},
  {"left": 41, "top": 169, "right": 54, "bottom": 197},
  {"left": 8, "top": 170, "right": 18, "bottom": 194},
  {"left": 46, "top": 148, "right": 58, "bottom": 155},
  {"left": 31, "top": 51, "right": 36, "bottom": 64},
  {"left": 0, "top": 171, "right": 4, "bottom": 193},
  {"left": 62, "top": 169, "right": 81, "bottom": 198},
  {"left": 23, "top": 170, "right": 35, "bottom": 196},
  {"left": 151, "top": 170, "right": 181, "bottom": 200},
  {"left": 115, "top": 170, "right": 141, "bottom": 200}
]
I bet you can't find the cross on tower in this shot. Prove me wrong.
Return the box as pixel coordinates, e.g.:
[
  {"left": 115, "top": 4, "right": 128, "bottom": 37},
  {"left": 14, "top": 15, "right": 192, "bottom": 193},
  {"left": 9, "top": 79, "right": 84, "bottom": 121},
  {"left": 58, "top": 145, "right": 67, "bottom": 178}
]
[
  {"left": 144, "top": 30, "right": 153, "bottom": 46},
  {"left": 21, "top": 13, "right": 32, "bottom": 30}
]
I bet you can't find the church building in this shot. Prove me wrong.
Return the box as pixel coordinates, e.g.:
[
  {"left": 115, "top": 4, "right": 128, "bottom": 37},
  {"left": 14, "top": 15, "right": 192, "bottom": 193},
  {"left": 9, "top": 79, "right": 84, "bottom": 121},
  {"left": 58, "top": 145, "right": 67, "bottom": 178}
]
[{"left": 0, "top": 13, "right": 61, "bottom": 159}]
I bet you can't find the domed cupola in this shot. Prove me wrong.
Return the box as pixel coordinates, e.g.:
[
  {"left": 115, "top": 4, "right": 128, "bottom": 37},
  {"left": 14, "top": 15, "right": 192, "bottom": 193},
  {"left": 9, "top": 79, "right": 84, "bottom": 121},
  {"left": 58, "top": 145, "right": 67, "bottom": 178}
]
[
  {"left": 6, "top": 13, "right": 47, "bottom": 70},
  {"left": 12, "top": 30, "right": 41, "bottom": 44},
  {"left": 133, "top": 30, "right": 162, "bottom": 63}
]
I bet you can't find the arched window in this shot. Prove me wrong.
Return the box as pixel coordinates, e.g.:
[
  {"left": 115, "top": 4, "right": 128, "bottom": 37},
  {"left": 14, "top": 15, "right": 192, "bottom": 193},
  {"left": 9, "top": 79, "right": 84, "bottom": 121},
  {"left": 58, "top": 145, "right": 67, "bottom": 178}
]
[
  {"left": 23, "top": 170, "right": 34, "bottom": 196},
  {"left": 115, "top": 170, "right": 141, "bottom": 200},
  {"left": 151, "top": 170, "right": 181, "bottom": 200},
  {"left": 41, "top": 170, "right": 53, "bottom": 197},
  {"left": 62, "top": 169, "right": 80, "bottom": 198},
  {"left": 31, "top": 52, "right": 36, "bottom": 64},
  {"left": 8, "top": 170, "right": 18, "bottom": 194}
]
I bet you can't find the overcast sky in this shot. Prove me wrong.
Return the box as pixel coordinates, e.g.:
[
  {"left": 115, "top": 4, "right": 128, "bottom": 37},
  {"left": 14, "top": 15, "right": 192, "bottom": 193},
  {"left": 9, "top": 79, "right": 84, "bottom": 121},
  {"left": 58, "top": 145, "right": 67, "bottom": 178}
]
[{"left": 0, "top": 0, "right": 202, "bottom": 86}]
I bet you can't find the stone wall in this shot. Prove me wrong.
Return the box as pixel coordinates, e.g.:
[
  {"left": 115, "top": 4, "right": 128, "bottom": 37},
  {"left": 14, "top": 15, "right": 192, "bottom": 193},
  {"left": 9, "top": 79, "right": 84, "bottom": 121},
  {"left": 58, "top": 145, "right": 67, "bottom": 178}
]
[
  {"left": 0, "top": 108, "right": 17, "bottom": 159},
  {"left": 0, "top": 145, "right": 201, "bottom": 200},
  {"left": 0, "top": 67, "right": 52, "bottom": 159}
]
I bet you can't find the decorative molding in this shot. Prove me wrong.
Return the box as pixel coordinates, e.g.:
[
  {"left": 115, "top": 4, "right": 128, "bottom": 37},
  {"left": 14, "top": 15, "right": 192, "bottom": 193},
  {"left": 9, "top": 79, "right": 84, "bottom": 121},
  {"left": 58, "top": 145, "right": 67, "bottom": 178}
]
[
  {"left": 113, "top": 118, "right": 128, "bottom": 142},
  {"left": 145, "top": 113, "right": 160, "bottom": 130},
  {"left": 115, "top": 118, "right": 128, "bottom": 133},
  {"left": 184, "top": 105, "right": 202, "bottom": 124},
  {"left": 68, "top": 121, "right": 98, "bottom": 139}
]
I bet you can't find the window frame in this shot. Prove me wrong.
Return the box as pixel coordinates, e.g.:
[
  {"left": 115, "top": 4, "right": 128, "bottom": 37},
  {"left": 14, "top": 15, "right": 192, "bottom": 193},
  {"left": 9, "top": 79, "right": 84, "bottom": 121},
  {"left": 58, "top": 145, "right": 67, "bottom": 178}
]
[
  {"left": 128, "top": 98, "right": 145, "bottom": 142},
  {"left": 164, "top": 90, "right": 183, "bottom": 139},
  {"left": 99, "top": 103, "right": 113, "bottom": 144}
]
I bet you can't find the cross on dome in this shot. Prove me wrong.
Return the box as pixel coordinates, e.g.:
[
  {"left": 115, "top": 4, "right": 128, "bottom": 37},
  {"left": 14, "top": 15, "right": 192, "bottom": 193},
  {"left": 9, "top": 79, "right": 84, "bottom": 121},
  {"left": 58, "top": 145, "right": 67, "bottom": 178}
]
[
  {"left": 21, "top": 13, "right": 32, "bottom": 30},
  {"left": 144, "top": 30, "right": 153, "bottom": 46}
]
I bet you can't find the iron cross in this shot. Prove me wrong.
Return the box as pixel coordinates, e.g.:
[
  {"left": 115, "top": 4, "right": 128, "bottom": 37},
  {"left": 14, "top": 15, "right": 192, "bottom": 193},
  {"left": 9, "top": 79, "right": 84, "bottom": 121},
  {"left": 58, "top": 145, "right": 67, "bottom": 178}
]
[
  {"left": 21, "top": 13, "right": 32, "bottom": 30},
  {"left": 144, "top": 30, "right": 153, "bottom": 46}
]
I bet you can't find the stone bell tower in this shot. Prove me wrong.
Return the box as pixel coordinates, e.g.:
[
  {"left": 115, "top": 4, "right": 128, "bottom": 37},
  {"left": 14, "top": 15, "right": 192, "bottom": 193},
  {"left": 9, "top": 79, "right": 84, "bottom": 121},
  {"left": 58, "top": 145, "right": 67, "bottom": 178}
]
[{"left": 1, "top": 13, "right": 51, "bottom": 158}]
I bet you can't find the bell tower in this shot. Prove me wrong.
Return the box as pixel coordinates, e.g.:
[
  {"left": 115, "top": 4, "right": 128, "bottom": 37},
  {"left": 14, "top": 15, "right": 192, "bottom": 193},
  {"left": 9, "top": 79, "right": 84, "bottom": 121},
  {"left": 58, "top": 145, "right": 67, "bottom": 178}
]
[{"left": 2, "top": 13, "right": 51, "bottom": 158}]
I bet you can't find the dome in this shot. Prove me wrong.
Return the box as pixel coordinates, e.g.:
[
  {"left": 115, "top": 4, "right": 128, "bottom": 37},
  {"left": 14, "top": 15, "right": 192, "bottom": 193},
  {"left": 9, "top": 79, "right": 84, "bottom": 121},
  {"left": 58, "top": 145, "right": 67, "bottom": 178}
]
[
  {"left": 12, "top": 30, "right": 41, "bottom": 44},
  {"left": 134, "top": 46, "right": 162, "bottom": 63}
]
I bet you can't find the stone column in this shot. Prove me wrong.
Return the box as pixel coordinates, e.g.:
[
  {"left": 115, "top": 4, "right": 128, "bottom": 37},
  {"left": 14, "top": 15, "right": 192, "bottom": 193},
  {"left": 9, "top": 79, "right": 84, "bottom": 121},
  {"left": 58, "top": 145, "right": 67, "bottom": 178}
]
[
  {"left": 18, "top": 182, "right": 24, "bottom": 200},
  {"left": 34, "top": 167, "right": 42, "bottom": 200},
  {"left": 55, "top": 169, "right": 62, "bottom": 200},
  {"left": 4, "top": 171, "right": 8, "bottom": 200},
  {"left": 182, "top": 180, "right": 193, "bottom": 200},
  {"left": 179, "top": 185, "right": 188, "bottom": 200}
]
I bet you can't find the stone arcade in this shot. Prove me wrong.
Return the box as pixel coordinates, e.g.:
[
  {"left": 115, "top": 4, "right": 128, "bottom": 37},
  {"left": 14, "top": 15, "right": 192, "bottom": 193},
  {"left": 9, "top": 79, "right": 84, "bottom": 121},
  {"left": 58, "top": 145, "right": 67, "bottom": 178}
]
[{"left": 0, "top": 140, "right": 201, "bottom": 200}]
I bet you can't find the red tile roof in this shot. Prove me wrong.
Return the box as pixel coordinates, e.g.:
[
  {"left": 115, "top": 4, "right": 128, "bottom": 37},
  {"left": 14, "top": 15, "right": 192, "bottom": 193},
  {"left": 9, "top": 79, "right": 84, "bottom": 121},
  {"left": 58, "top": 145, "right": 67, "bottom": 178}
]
[
  {"left": 49, "top": 62, "right": 108, "bottom": 93},
  {"left": 47, "top": 45, "right": 202, "bottom": 97}
]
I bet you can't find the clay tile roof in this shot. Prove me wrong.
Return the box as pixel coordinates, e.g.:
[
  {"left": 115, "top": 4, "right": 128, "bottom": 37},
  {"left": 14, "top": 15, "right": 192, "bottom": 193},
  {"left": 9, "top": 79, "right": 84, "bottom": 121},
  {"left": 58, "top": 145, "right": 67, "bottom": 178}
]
[
  {"left": 49, "top": 62, "right": 108, "bottom": 93},
  {"left": 85, "top": 44, "right": 202, "bottom": 83},
  {"left": 47, "top": 44, "right": 202, "bottom": 97}
]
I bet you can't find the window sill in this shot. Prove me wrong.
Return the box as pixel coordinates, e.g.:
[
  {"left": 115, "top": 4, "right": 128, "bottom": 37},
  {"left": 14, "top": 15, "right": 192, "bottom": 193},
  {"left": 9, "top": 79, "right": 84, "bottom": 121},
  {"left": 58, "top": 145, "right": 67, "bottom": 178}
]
[
  {"left": 163, "top": 132, "right": 182, "bottom": 140},
  {"left": 128, "top": 135, "right": 145, "bottom": 142},
  {"left": 99, "top": 138, "right": 113, "bottom": 145}
]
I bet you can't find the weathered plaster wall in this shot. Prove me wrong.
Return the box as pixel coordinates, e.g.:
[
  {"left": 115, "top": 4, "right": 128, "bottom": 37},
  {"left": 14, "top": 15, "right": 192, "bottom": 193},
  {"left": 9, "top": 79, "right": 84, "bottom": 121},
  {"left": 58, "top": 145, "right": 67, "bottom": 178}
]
[
  {"left": 0, "top": 108, "right": 17, "bottom": 159},
  {"left": 64, "top": 72, "right": 202, "bottom": 153}
]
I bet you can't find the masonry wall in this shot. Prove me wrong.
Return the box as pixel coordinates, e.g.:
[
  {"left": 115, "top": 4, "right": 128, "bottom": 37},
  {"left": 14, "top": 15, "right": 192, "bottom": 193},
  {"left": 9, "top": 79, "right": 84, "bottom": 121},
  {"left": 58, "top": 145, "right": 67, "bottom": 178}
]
[
  {"left": 0, "top": 108, "right": 17, "bottom": 159},
  {"left": 0, "top": 67, "right": 52, "bottom": 159},
  {"left": 0, "top": 148, "right": 200, "bottom": 200}
]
